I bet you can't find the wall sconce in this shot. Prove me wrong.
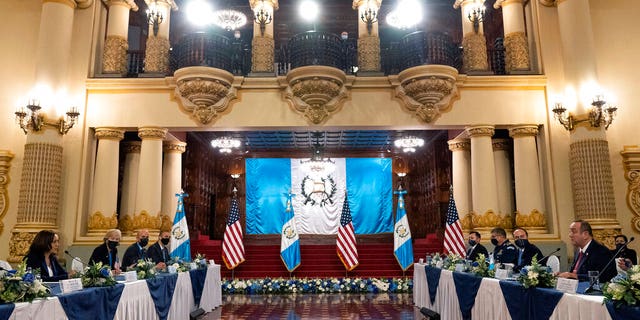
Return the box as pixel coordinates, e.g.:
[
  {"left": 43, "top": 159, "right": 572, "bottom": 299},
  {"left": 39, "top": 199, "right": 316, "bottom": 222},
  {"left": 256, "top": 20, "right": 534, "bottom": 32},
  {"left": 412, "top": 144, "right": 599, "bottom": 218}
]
[
  {"left": 360, "top": 0, "right": 378, "bottom": 35},
  {"left": 254, "top": 0, "right": 273, "bottom": 36},
  {"left": 467, "top": 3, "right": 485, "bottom": 34},
  {"left": 146, "top": 1, "right": 164, "bottom": 37},
  {"left": 552, "top": 95, "right": 618, "bottom": 131},
  {"left": 14, "top": 99, "right": 80, "bottom": 135}
]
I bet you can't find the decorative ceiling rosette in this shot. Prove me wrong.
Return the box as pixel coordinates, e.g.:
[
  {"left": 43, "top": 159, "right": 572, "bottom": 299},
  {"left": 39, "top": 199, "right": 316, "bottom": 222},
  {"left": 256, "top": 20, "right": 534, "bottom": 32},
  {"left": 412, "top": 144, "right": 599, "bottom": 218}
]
[
  {"left": 394, "top": 65, "right": 459, "bottom": 123},
  {"left": 281, "top": 66, "right": 352, "bottom": 125},
  {"left": 174, "top": 66, "right": 238, "bottom": 125}
]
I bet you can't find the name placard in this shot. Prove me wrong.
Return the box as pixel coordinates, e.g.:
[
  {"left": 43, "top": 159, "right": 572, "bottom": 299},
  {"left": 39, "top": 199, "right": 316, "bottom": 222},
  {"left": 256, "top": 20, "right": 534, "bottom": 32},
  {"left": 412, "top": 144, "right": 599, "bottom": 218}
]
[
  {"left": 209, "top": 259, "right": 216, "bottom": 266},
  {"left": 168, "top": 265, "right": 177, "bottom": 274},
  {"left": 124, "top": 271, "right": 138, "bottom": 282},
  {"left": 190, "top": 262, "right": 197, "bottom": 270},
  {"left": 495, "top": 269, "right": 510, "bottom": 280},
  {"left": 59, "top": 278, "right": 83, "bottom": 294},
  {"left": 555, "top": 277, "right": 579, "bottom": 293}
]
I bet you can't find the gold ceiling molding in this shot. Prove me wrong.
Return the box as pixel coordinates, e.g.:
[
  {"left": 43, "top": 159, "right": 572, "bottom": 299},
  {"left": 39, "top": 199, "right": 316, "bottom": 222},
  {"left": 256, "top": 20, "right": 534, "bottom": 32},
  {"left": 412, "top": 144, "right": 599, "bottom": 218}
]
[
  {"left": 515, "top": 209, "right": 547, "bottom": 231},
  {"left": 0, "top": 150, "right": 14, "bottom": 236},
  {"left": 538, "top": 0, "right": 557, "bottom": 7},
  {"left": 393, "top": 65, "right": 459, "bottom": 123},
  {"left": 174, "top": 66, "right": 238, "bottom": 125},
  {"left": 621, "top": 145, "right": 640, "bottom": 233},
  {"left": 280, "top": 66, "right": 352, "bottom": 125}
]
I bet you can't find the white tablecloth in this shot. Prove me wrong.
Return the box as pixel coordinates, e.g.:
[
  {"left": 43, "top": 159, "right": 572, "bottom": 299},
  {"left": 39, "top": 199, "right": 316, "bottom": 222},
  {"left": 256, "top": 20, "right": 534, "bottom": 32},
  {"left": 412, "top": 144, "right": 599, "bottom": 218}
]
[
  {"left": 413, "top": 263, "right": 612, "bottom": 320},
  {"left": 6, "top": 265, "right": 222, "bottom": 320}
]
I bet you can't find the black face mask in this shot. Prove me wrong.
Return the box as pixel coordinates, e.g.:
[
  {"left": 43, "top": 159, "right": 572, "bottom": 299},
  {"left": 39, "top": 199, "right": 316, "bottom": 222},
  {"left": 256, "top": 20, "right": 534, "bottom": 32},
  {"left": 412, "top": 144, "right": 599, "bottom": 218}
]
[
  {"left": 616, "top": 243, "right": 626, "bottom": 251},
  {"left": 515, "top": 239, "right": 529, "bottom": 248},
  {"left": 139, "top": 238, "right": 149, "bottom": 247},
  {"left": 491, "top": 238, "right": 499, "bottom": 246},
  {"left": 108, "top": 240, "right": 119, "bottom": 249},
  {"left": 468, "top": 239, "right": 477, "bottom": 246},
  {"left": 161, "top": 238, "right": 170, "bottom": 245}
]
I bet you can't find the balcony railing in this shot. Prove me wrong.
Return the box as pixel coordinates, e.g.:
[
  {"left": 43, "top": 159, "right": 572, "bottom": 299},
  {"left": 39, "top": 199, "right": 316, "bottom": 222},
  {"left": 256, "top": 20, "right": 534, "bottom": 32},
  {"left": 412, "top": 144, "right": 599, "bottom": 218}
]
[
  {"left": 382, "top": 31, "right": 461, "bottom": 73},
  {"left": 171, "top": 32, "right": 234, "bottom": 74}
]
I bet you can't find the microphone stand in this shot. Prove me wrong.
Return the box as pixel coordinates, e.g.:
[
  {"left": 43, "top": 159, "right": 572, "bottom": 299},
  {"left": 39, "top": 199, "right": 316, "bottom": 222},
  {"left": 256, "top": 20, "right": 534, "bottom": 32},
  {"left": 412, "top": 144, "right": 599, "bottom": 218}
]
[
  {"left": 585, "top": 237, "right": 635, "bottom": 294},
  {"left": 538, "top": 248, "right": 561, "bottom": 265}
]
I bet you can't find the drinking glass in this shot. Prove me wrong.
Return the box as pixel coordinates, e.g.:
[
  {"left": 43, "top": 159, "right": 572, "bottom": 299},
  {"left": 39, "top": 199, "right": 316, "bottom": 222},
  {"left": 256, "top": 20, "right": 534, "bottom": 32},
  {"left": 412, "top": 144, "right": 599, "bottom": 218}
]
[{"left": 588, "top": 270, "right": 600, "bottom": 288}]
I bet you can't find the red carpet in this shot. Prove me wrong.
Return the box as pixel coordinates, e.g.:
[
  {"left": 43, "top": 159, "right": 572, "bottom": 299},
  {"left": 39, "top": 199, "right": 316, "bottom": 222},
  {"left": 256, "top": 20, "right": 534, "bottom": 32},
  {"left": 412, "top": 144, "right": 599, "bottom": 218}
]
[{"left": 191, "top": 235, "right": 442, "bottom": 278}]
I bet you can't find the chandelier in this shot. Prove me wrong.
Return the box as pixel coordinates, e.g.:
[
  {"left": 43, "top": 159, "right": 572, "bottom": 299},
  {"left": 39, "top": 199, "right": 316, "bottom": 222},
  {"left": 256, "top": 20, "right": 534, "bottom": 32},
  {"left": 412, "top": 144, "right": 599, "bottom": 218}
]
[
  {"left": 214, "top": 9, "right": 247, "bottom": 31},
  {"left": 15, "top": 99, "right": 80, "bottom": 135},
  {"left": 300, "top": 133, "right": 335, "bottom": 178},
  {"left": 211, "top": 136, "right": 241, "bottom": 153},
  {"left": 386, "top": 0, "right": 422, "bottom": 30},
  {"left": 394, "top": 136, "right": 424, "bottom": 153},
  {"left": 552, "top": 95, "right": 618, "bottom": 131}
]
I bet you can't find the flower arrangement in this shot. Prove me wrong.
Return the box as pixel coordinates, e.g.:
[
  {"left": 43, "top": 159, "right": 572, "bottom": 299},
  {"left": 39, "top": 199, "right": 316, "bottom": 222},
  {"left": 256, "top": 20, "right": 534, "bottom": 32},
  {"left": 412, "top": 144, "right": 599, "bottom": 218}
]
[
  {"left": 603, "top": 265, "right": 640, "bottom": 307},
  {"left": 130, "top": 259, "right": 157, "bottom": 279},
  {"left": 168, "top": 257, "right": 190, "bottom": 273},
  {"left": 516, "top": 256, "right": 556, "bottom": 289},
  {"left": 193, "top": 253, "right": 208, "bottom": 270},
  {"left": 222, "top": 277, "right": 412, "bottom": 295},
  {"left": 470, "top": 253, "right": 495, "bottom": 278},
  {"left": 0, "top": 260, "right": 50, "bottom": 303},
  {"left": 80, "top": 262, "right": 117, "bottom": 287},
  {"left": 425, "top": 253, "right": 444, "bottom": 268},
  {"left": 442, "top": 253, "right": 466, "bottom": 271}
]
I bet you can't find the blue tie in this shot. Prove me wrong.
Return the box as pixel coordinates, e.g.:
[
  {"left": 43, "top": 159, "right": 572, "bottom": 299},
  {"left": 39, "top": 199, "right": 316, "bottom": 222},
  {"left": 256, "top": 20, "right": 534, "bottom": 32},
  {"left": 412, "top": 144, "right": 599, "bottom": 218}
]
[{"left": 518, "top": 249, "right": 523, "bottom": 265}]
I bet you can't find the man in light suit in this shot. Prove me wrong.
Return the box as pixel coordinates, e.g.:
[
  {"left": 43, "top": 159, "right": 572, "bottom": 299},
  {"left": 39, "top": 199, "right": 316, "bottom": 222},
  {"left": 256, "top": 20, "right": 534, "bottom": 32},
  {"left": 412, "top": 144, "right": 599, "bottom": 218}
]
[
  {"left": 557, "top": 219, "right": 616, "bottom": 283},
  {"left": 467, "top": 231, "right": 489, "bottom": 261}
]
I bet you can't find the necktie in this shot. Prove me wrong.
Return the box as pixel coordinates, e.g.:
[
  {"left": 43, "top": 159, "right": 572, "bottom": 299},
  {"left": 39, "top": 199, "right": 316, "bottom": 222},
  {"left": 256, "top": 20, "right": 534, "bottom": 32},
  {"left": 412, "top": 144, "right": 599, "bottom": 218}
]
[
  {"left": 572, "top": 250, "right": 584, "bottom": 273},
  {"left": 518, "top": 249, "right": 523, "bottom": 265}
]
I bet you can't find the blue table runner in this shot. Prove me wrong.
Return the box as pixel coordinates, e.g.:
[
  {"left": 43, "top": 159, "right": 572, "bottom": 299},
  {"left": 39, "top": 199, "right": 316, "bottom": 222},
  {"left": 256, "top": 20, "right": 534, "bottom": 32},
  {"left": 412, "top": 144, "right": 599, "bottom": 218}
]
[
  {"left": 57, "top": 284, "right": 125, "bottom": 320},
  {"left": 0, "top": 303, "right": 14, "bottom": 320},
  {"left": 189, "top": 269, "right": 207, "bottom": 306},
  {"left": 452, "top": 272, "right": 483, "bottom": 320},
  {"left": 425, "top": 266, "right": 442, "bottom": 305},
  {"left": 146, "top": 273, "right": 178, "bottom": 320}
]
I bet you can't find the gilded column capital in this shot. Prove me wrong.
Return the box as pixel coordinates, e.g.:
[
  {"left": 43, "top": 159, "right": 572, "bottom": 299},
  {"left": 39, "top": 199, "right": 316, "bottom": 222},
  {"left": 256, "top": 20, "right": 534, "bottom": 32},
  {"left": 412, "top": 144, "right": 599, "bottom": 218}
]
[
  {"left": 163, "top": 141, "right": 187, "bottom": 153},
  {"left": 352, "top": 0, "right": 381, "bottom": 9},
  {"left": 95, "top": 127, "right": 125, "bottom": 141},
  {"left": 514, "top": 209, "right": 547, "bottom": 232},
  {"left": 138, "top": 127, "right": 167, "bottom": 140},
  {"left": 447, "top": 139, "right": 470, "bottom": 152},
  {"left": 145, "top": 0, "right": 178, "bottom": 10},
  {"left": 493, "top": 0, "right": 523, "bottom": 9},
  {"left": 87, "top": 211, "right": 118, "bottom": 232},
  {"left": 492, "top": 139, "right": 510, "bottom": 151},
  {"left": 465, "top": 125, "right": 495, "bottom": 137},
  {"left": 509, "top": 125, "right": 539, "bottom": 138},
  {"left": 44, "top": 0, "right": 78, "bottom": 9},
  {"left": 0, "top": 150, "right": 15, "bottom": 236},
  {"left": 104, "top": 0, "right": 139, "bottom": 10},
  {"left": 453, "top": 0, "right": 482, "bottom": 10},
  {"left": 250, "top": 0, "right": 279, "bottom": 10},
  {"left": 538, "top": 0, "right": 557, "bottom": 7},
  {"left": 122, "top": 141, "right": 142, "bottom": 153}
]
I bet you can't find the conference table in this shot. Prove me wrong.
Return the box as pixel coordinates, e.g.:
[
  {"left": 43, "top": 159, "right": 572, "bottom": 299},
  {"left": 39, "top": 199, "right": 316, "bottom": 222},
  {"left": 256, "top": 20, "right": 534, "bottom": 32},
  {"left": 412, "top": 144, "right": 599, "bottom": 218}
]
[
  {"left": 1, "top": 265, "right": 222, "bottom": 320},
  {"left": 413, "top": 263, "right": 615, "bottom": 320}
]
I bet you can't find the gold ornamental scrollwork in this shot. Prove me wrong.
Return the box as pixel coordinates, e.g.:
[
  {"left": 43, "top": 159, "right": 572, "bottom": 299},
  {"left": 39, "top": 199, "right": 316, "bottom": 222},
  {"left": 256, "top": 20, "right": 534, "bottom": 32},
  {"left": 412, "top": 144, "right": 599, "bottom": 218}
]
[
  {"left": 174, "top": 66, "right": 238, "bottom": 125},
  {"left": 251, "top": 35, "right": 275, "bottom": 73},
  {"left": 0, "top": 150, "right": 15, "bottom": 235},
  {"left": 515, "top": 209, "right": 547, "bottom": 230},
  {"left": 394, "top": 65, "right": 459, "bottom": 123},
  {"left": 462, "top": 33, "right": 489, "bottom": 72},
  {"left": 504, "top": 32, "right": 530, "bottom": 72},
  {"left": 621, "top": 145, "right": 640, "bottom": 233},
  {"left": 95, "top": 127, "right": 125, "bottom": 141},
  {"left": 102, "top": 35, "right": 128, "bottom": 75},
  {"left": 492, "top": 139, "right": 510, "bottom": 151},
  {"left": 163, "top": 141, "right": 187, "bottom": 153},
  {"left": 144, "top": 36, "right": 170, "bottom": 74},
  {"left": 122, "top": 141, "right": 141, "bottom": 154},
  {"left": 593, "top": 228, "right": 620, "bottom": 250},
  {"left": 357, "top": 35, "right": 381, "bottom": 72},
  {"left": 508, "top": 125, "right": 539, "bottom": 138},
  {"left": 132, "top": 210, "right": 161, "bottom": 230},
  {"left": 448, "top": 139, "right": 470, "bottom": 152},
  {"left": 465, "top": 125, "right": 495, "bottom": 137},
  {"left": 281, "top": 66, "right": 351, "bottom": 124},
  {"left": 8, "top": 231, "right": 37, "bottom": 263},
  {"left": 460, "top": 212, "right": 473, "bottom": 230},
  {"left": 138, "top": 127, "right": 167, "bottom": 140},
  {"left": 87, "top": 211, "right": 118, "bottom": 231}
]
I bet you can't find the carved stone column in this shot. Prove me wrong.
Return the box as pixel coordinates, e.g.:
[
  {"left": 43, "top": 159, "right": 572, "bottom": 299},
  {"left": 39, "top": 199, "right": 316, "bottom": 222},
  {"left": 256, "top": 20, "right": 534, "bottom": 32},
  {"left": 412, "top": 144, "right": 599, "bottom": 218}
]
[
  {"left": 509, "top": 125, "right": 547, "bottom": 233},
  {"left": 143, "top": 0, "right": 178, "bottom": 75},
  {"left": 493, "top": 139, "right": 514, "bottom": 232},
  {"left": 133, "top": 127, "right": 169, "bottom": 233},
  {"left": 102, "top": 0, "right": 138, "bottom": 75},
  {"left": 250, "top": 0, "right": 278, "bottom": 74},
  {"left": 621, "top": 146, "right": 640, "bottom": 233},
  {"left": 119, "top": 141, "right": 141, "bottom": 234},
  {"left": 466, "top": 125, "right": 504, "bottom": 233},
  {"left": 494, "top": 0, "right": 530, "bottom": 72},
  {"left": 353, "top": 0, "right": 381, "bottom": 73},
  {"left": 0, "top": 151, "right": 15, "bottom": 236},
  {"left": 87, "top": 128, "right": 124, "bottom": 236},
  {"left": 448, "top": 139, "right": 473, "bottom": 232},
  {"left": 161, "top": 141, "right": 186, "bottom": 222},
  {"left": 454, "top": 0, "right": 490, "bottom": 73}
]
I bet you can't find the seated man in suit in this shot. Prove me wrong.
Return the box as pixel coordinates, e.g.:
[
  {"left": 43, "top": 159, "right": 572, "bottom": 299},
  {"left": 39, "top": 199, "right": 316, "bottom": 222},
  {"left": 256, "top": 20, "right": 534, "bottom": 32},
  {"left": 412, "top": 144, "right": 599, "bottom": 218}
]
[
  {"left": 557, "top": 219, "right": 616, "bottom": 283},
  {"left": 121, "top": 229, "right": 150, "bottom": 271},
  {"left": 147, "top": 230, "right": 172, "bottom": 269},
  {"left": 512, "top": 228, "right": 543, "bottom": 272},
  {"left": 613, "top": 234, "right": 637, "bottom": 265},
  {"left": 491, "top": 227, "right": 518, "bottom": 265},
  {"left": 467, "top": 231, "right": 489, "bottom": 261}
]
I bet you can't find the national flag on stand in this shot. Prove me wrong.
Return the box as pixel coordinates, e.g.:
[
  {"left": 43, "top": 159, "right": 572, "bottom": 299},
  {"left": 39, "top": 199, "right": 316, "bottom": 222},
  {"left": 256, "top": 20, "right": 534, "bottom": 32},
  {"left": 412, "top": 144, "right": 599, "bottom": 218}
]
[
  {"left": 170, "top": 191, "right": 191, "bottom": 262},
  {"left": 393, "top": 189, "right": 413, "bottom": 271},
  {"left": 337, "top": 194, "right": 359, "bottom": 271},
  {"left": 280, "top": 194, "right": 301, "bottom": 272},
  {"left": 222, "top": 195, "right": 245, "bottom": 269},
  {"left": 444, "top": 187, "right": 466, "bottom": 257}
]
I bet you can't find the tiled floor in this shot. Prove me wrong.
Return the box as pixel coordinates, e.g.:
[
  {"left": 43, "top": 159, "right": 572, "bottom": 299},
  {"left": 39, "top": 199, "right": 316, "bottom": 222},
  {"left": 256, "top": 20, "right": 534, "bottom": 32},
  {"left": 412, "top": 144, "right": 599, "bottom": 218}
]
[{"left": 203, "top": 293, "right": 422, "bottom": 319}]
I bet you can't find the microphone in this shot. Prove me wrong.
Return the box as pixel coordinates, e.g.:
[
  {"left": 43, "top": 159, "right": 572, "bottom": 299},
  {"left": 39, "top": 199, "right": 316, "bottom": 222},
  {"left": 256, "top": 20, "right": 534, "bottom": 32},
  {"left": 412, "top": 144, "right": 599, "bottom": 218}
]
[
  {"left": 538, "top": 247, "right": 561, "bottom": 265},
  {"left": 64, "top": 250, "right": 82, "bottom": 263},
  {"left": 585, "top": 237, "right": 635, "bottom": 294}
]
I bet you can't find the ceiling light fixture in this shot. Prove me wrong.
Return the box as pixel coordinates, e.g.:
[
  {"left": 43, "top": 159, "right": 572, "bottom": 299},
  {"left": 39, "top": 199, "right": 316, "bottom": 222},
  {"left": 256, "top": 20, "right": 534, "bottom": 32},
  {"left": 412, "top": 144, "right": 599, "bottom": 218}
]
[
  {"left": 214, "top": 9, "right": 247, "bottom": 31},
  {"left": 211, "top": 136, "right": 241, "bottom": 153},
  {"left": 394, "top": 136, "right": 424, "bottom": 153},
  {"left": 386, "top": 0, "right": 422, "bottom": 30},
  {"left": 300, "top": 132, "right": 335, "bottom": 178}
]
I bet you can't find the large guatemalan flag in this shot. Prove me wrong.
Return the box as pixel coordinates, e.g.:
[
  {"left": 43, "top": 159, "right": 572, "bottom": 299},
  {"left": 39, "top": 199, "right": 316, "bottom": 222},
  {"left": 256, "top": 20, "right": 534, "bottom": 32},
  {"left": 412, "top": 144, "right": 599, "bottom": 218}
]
[
  {"left": 280, "top": 193, "right": 301, "bottom": 272},
  {"left": 245, "top": 158, "right": 393, "bottom": 235},
  {"left": 393, "top": 189, "right": 413, "bottom": 271},
  {"left": 170, "top": 191, "right": 191, "bottom": 262}
]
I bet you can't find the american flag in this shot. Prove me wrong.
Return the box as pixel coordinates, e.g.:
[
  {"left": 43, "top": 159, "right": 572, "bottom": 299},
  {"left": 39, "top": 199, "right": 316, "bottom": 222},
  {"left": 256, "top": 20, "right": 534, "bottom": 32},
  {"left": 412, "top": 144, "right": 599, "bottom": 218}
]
[
  {"left": 337, "top": 195, "right": 359, "bottom": 271},
  {"left": 222, "top": 196, "right": 245, "bottom": 269},
  {"left": 444, "top": 188, "right": 466, "bottom": 257}
]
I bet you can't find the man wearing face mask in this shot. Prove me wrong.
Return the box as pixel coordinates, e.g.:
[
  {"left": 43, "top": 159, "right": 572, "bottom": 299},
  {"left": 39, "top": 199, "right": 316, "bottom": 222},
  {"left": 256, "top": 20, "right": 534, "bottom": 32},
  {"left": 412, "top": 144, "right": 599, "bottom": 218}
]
[
  {"left": 89, "top": 228, "right": 122, "bottom": 273},
  {"left": 121, "top": 229, "right": 150, "bottom": 271},
  {"left": 491, "top": 227, "right": 518, "bottom": 265},
  {"left": 147, "top": 230, "right": 172, "bottom": 269},
  {"left": 512, "top": 228, "right": 543, "bottom": 272},
  {"left": 466, "top": 231, "right": 489, "bottom": 261},
  {"left": 612, "top": 234, "right": 637, "bottom": 265}
]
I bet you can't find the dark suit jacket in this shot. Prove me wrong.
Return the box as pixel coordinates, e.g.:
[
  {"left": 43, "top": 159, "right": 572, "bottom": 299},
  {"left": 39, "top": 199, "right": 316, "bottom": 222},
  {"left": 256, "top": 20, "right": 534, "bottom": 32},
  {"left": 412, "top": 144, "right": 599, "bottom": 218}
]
[
  {"left": 89, "top": 243, "right": 119, "bottom": 270},
  {"left": 23, "top": 252, "right": 68, "bottom": 282},
  {"left": 147, "top": 242, "right": 170, "bottom": 265},
  {"left": 569, "top": 240, "right": 616, "bottom": 283},
  {"left": 514, "top": 243, "right": 543, "bottom": 272},
  {"left": 467, "top": 243, "right": 489, "bottom": 261},
  {"left": 615, "top": 248, "right": 638, "bottom": 265},
  {"left": 493, "top": 240, "right": 518, "bottom": 264},
  {"left": 121, "top": 242, "right": 147, "bottom": 271}
]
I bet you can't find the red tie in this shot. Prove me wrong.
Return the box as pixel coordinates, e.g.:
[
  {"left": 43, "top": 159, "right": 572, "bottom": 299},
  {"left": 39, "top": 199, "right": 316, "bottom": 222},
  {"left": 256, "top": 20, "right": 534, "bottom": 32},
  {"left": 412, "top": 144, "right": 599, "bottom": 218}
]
[{"left": 572, "top": 251, "right": 584, "bottom": 273}]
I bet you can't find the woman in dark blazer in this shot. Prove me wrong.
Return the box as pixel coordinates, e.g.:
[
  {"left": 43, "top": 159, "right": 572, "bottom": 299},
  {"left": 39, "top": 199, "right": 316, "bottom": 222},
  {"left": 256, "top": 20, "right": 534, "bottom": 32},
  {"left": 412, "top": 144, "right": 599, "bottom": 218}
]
[
  {"left": 24, "top": 230, "right": 68, "bottom": 282},
  {"left": 89, "top": 228, "right": 122, "bottom": 273}
]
